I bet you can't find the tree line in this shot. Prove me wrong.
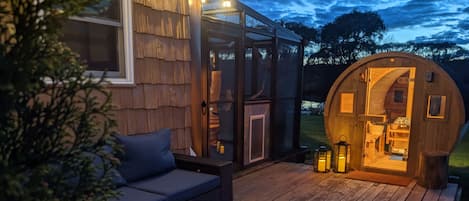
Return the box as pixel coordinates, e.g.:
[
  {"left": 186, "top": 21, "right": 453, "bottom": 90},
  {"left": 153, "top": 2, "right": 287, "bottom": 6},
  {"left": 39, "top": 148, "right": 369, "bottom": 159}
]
[
  {"left": 285, "top": 10, "right": 469, "bottom": 104},
  {"left": 284, "top": 10, "right": 469, "bottom": 66}
]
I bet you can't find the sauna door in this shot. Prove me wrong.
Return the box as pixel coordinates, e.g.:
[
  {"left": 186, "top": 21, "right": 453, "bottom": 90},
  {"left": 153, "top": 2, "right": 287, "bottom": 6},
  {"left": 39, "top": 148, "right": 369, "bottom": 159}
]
[
  {"left": 202, "top": 34, "right": 238, "bottom": 162},
  {"left": 362, "top": 67, "right": 415, "bottom": 173}
]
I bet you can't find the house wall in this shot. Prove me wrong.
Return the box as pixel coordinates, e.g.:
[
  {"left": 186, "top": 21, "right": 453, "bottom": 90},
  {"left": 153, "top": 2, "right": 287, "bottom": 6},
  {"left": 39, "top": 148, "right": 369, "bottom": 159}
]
[{"left": 109, "top": 0, "right": 193, "bottom": 154}]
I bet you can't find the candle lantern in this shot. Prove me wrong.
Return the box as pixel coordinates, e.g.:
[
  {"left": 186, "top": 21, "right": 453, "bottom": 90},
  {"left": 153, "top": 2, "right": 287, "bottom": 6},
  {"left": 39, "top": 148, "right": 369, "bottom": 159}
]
[
  {"left": 334, "top": 141, "right": 350, "bottom": 173},
  {"left": 314, "top": 146, "right": 331, "bottom": 173}
]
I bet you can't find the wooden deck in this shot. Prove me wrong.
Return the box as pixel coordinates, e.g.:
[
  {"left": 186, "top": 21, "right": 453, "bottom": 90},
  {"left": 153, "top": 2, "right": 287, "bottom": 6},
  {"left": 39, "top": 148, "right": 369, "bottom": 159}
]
[{"left": 233, "top": 162, "right": 460, "bottom": 201}]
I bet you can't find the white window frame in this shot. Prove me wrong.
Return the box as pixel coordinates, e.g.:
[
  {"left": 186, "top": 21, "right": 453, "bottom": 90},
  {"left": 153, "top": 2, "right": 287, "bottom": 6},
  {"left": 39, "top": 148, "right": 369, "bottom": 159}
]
[
  {"left": 249, "top": 114, "right": 265, "bottom": 163},
  {"left": 68, "top": 0, "right": 134, "bottom": 84}
]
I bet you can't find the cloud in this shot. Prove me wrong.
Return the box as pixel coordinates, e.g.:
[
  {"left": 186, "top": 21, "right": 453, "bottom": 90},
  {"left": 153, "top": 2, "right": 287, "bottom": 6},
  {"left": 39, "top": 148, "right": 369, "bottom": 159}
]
[
  {"left": 329, "top": 5, "right": 371, "bottom": 13},
  {"left": 462, "top": 7, "right": 469, "bottom": 13},
  {"left": 239, "top": 0, "right": 312, "bottom": 23},
  {"left": 414, "top": 31, "right": 469, "bottom": 45},
  {"left": 313, "top": 10, "right": 334, "bottom": 26},
  {"left": 412, "top": 14, "right": 469, "bottom": 46},
  {"left": 459, "top": 18, "right": 469, "bottom": 30},
  {"left": 239, "top": 0, "right": 469, "bottom": 47},
  {"left": 376, "top": 0, "right": 445, "bottom": 29},
  {"left": 281, "top": 14, "right": 313, "bottom": 24}
]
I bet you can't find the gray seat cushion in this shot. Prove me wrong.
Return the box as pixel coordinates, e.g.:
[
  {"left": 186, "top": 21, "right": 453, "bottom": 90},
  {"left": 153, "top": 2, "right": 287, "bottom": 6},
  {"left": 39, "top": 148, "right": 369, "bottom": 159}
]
[
  {"left": 84, "top": 151, "right": 127, "bottom": 187},
  {"left": 115, "top": 128, "right": 176, "bottom": 182},
  {"left": 112, "top": 187, "right": 167, "bottom": 201},
  {"left": 128, "top": 169, "right": 220, "bottom": 201}
]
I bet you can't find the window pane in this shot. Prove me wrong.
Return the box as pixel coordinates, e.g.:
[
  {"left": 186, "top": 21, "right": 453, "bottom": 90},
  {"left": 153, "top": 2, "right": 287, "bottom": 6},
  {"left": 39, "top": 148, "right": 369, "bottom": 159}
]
[
  {"left": 426, "top": 95, "right": 446, "bottom": 119},
  {"left": 62, "top": 20, "right": 121, "bottom": 74},
  {"left": 245, "top": 47, "right": 272, "bottom": 100},
  {"left": 394, "top": 90, "right": 404, "bottom": 103},
  {"left": 256, "top": 47, "right": 272, "bottom": 98},
  {"left": 245, "top": 48, "right": 253, "bottom": 97},
  {"left": 81, "top": 0, "right": 121, "bottom": 20},
  {"left": 207, "top": 38, "right": 237, "bottom": 161},
  {"left": 276, "top": 41, "right": 300, "bottom": 98},
  {"left": 250, "top": 116, "right": 264, "bottom": 160},
  {"left": 246, "top": 15, "right": 273, "bottom": 33},
  {"left": 340, "top": 93, "right": 354, "bottom": 113},
  {"left": 273, "top": 99, "right": 296, "bottom": 153}
]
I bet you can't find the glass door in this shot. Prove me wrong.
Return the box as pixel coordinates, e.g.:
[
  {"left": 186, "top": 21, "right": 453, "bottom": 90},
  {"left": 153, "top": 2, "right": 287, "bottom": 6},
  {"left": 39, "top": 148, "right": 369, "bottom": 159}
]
[
  {"left": 204, "top": 35, "right": 237, "bottom": 161},
  {"left": 362, "top": 67, "right": 415, "bottom": 172},
  {"left": 243, "top": 42, "right": 273, "bottom": 165}
]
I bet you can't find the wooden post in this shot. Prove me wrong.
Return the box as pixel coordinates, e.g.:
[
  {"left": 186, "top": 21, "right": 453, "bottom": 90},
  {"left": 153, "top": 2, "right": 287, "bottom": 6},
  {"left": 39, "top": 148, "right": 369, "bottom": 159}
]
[{"left": 418, "top": 151, "right": 449, "bottom": 189}]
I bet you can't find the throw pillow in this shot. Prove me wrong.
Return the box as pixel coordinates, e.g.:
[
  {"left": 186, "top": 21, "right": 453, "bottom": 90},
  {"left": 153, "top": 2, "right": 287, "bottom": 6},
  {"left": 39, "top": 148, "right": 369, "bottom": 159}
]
[{"left": 115, "top": 128, "right": 176, "bottom": 182}]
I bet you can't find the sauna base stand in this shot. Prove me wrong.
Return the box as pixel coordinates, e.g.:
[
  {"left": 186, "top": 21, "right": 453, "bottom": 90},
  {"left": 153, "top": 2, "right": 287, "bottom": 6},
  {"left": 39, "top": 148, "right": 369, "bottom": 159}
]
[{"left": 418, "top": 151, "right": 448, "bottom": 189}]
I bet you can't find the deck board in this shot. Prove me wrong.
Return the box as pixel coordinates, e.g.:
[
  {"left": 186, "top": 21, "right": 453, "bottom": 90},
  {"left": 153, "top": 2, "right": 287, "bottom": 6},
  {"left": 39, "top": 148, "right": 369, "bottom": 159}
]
[
  {"left": 233, "top": 162, "right": 458, "bottom": 201},
  {"left": 390, "top": 180, "right": 417, "bottom": 201},
  {"left": 340, "top": 180, "right": 375, "bottom": 201},
  {"left": 272, "top": 168, "right": 331, "bottom": 201},
  {"left": 439, "top": 183, "right": 458, "bottom": 201},
  {"left": 406, "top": 184, "right": 427, "bottom": 201},
  {"left": 422, "top": 189, "right": 441, "bottom": 201},
  {"left": 357, "top": 183, "right": 386, "bottom": 201},
  {"left": 372, "top": 184, "right": 400, "bottom": 201}
]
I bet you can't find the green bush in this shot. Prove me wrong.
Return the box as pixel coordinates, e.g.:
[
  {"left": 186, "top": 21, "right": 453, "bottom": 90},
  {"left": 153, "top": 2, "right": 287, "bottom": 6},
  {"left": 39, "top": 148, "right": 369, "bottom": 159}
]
[{"left": 0, "top": 1, "right": 120, "bottom": 200}]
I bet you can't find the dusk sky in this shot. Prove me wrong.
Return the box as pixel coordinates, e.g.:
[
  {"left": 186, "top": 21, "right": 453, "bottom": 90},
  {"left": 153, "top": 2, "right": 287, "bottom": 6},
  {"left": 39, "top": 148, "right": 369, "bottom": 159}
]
[{"left": 239, "top": 0, "right": 469, "bottom": 49}]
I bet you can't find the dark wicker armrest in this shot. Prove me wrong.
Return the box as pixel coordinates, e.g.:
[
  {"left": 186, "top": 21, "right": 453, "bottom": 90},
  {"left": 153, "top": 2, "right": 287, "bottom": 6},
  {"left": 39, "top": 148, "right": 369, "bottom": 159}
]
[
  {"left": 174, "top": 154, "right": 231, "bottom": 174},
  {"left": 174, "top": 154, "right": 233, "bottom": 201}
]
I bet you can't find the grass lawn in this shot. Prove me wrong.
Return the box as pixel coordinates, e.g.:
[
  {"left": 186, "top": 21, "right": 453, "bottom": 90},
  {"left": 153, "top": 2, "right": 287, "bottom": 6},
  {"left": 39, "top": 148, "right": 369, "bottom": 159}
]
[
  {"left": 449, "top": 126, "right": 469, "bottom": 199},
  {"left": 300, "top": 115, "right": 329, "bottom": 149},
  {"left": 299, "top": 115, "right": 330, "bottom": 162},
  {"left": 300, "top": 114, "right": 469, "bottom": 199}
]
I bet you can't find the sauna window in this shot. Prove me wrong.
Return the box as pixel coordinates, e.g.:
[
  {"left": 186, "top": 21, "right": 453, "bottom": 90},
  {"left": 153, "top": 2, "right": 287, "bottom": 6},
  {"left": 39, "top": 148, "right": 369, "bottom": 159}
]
[
  {"left": 394, "top": 90, "right": 404, "bottom": 103},
  {"left": 340, "top": 93, "right": 354, "bottom": 114},
  {"left": 62, "top": 0, "right": 134, "bottom": 84},
  {"left": 426, "top": 95, "right": 447, "bottom": 119}
]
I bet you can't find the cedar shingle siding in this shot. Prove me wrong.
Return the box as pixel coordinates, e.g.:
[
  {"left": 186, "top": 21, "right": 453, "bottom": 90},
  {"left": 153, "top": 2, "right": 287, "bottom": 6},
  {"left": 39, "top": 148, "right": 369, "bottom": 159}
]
[{"left": 111, "top": 0, "right": 193, "bottom": 154}]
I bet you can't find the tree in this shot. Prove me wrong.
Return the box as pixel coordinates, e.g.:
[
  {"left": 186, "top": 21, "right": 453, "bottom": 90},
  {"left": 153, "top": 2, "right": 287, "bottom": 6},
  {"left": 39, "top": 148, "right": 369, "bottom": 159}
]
[
  {"left": 284, "top": 22, "right": 319, "bottom": 43},
  {"left": 376, "top": 42, "right": 469, "bottom": 64},
  {"left": 308, "top": 10, "right": 386, "bottom": 65},
  {"left": 0, "top": 0, "right": 120, "bottom": 200}
]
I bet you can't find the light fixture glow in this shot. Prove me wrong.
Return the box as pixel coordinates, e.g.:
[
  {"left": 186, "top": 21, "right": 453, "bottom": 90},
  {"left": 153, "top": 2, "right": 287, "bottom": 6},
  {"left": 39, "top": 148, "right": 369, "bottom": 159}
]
[
  {"left": 222, "top": 0, "right": 231, "bottom": 8},
  {"left": 314, "top": 146, "right": 332, "bottom": 173},
  {"left": 201, "top": 0, "right": 206, "bottom": 3}
]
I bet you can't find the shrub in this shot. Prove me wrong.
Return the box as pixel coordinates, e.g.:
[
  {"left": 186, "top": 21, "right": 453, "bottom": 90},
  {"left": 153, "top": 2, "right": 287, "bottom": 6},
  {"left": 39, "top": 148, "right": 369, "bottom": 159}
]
[{"left": 0, "top": 1, "right": 120, "bottom": 200}]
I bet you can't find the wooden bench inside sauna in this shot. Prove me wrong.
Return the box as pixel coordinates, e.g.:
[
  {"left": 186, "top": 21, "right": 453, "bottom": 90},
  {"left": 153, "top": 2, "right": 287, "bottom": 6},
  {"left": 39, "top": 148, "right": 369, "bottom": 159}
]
[{"left": 364, "top": 117, "right": 411, "bottom": 171}]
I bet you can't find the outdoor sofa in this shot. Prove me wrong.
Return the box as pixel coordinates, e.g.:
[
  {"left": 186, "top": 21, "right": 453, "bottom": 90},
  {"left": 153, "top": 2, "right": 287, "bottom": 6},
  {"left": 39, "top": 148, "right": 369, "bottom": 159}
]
[{"left": 111, "top": 128, "right": 233, "bottom": 201}]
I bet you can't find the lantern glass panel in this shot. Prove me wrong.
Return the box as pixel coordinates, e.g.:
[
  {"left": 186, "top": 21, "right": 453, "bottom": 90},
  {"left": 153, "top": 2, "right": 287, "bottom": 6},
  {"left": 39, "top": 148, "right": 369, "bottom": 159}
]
[
  {"left": 334, "top": 141, "right": 350, "bottom": 173},
  {"left": 314, "top": 146, "right": 331, "bottom": 173}
]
